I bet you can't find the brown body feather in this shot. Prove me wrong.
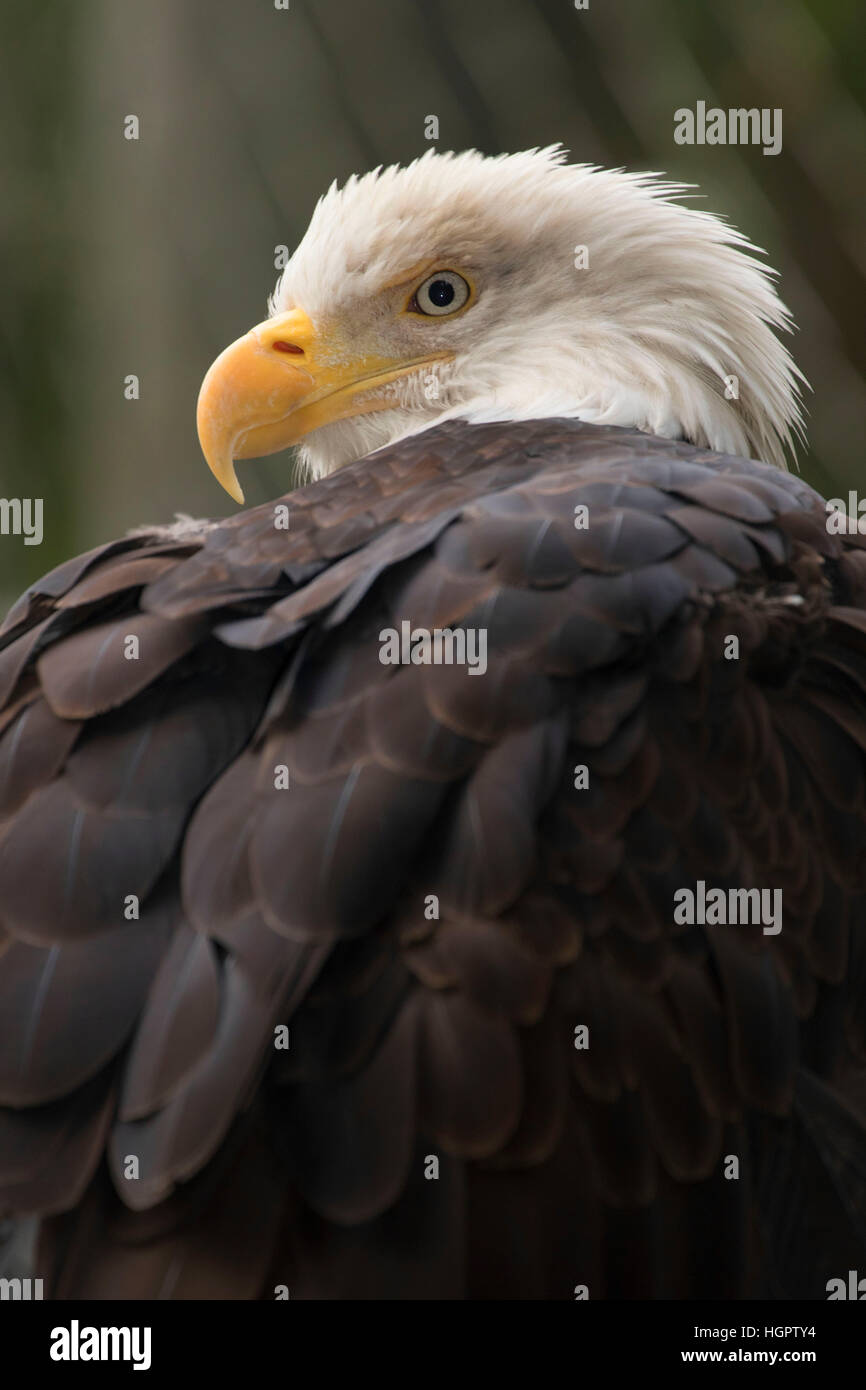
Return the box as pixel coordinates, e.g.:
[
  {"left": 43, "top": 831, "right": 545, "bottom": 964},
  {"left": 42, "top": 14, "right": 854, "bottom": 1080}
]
[{"left": 1, "top": 418, "right": 866, "bottom": 1298}]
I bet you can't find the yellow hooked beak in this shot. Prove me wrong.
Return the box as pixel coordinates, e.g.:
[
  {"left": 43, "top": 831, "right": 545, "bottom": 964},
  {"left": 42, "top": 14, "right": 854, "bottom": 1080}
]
[{"left": 196, "top": 308, "right": 449, "bottom": 503}]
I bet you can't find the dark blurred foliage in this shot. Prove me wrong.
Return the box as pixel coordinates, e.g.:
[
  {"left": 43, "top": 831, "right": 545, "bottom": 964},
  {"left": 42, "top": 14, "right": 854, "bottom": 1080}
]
[{"left": 1, "top": 0, "right": 864, "bottom": 609}]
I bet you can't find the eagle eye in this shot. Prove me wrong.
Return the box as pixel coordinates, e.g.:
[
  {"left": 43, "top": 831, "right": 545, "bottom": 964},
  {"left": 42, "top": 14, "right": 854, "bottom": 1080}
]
[{"left": 409, "top": 270, "right": 471, "bottom": 317}]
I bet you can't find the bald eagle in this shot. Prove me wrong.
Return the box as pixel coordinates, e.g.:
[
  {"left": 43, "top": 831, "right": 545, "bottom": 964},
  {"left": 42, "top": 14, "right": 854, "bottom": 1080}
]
[{"left": 2, "top": 147, "right": 866, "bottom": 1301}]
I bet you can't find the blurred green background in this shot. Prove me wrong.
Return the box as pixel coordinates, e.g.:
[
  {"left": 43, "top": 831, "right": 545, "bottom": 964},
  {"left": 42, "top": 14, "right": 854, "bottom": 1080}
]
[{"left": 1, "top": 0, "right": 865, "bottom": 614}]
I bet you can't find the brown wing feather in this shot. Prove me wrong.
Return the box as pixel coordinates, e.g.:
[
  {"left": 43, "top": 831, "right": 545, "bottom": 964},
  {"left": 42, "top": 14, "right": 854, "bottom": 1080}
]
[{"left": 2, "top": 419, "right": 866, "bottom": 1299}]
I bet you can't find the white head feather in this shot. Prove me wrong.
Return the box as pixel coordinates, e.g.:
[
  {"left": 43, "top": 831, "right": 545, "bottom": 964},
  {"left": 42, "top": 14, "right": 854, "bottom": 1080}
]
[{"left": 271, "top": 145, "right": 806, "bottom": 479}]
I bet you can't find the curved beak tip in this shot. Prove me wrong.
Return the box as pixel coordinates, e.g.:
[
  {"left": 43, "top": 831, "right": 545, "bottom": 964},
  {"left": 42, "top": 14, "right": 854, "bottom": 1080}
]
[
  {"left": 196, "top": 396, "right": 246, "bottom": 505},
  {"left": 219, "top": 466, "right": 245, "bottom": 507}
]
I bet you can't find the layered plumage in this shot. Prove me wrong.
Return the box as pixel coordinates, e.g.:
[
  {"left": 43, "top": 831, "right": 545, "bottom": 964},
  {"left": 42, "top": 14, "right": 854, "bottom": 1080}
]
[{"left": 2, "top": 419, "right": 866, "bottom": 1298}]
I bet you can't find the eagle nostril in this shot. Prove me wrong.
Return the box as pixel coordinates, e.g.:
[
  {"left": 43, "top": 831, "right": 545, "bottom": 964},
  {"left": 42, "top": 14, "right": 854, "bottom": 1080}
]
[{"left": 272, "top": 340, "right": 305, "bottom": 355}]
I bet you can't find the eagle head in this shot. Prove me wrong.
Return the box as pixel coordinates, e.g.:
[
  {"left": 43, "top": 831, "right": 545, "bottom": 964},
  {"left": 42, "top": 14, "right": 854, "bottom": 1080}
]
[{"left": 197, "top": 145, "right": 805, "bottom": 503}]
